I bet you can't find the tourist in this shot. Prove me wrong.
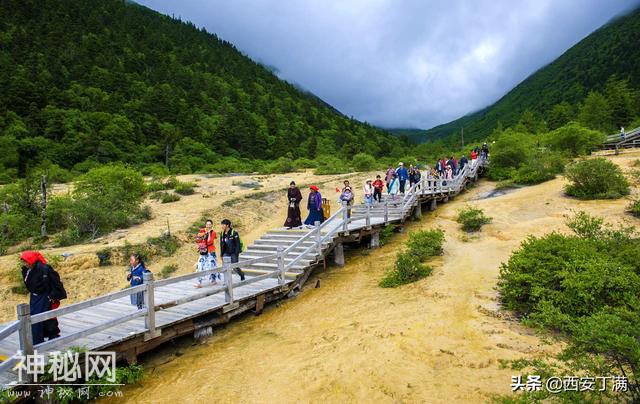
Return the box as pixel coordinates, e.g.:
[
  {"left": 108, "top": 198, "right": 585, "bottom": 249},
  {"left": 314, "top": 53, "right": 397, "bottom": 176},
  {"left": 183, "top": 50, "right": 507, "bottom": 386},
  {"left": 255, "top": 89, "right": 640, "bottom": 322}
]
[
  {"left": 481, "top": 142, "right": 489, "bottom": 159},
  {"left": 395, "top": 162, "right": 409, "bottom": 194},
  {"left": 372, "top": 175, "right": 384, "bottom": 203},
  {"left": 220, "top": 219, "right": 245, "bottom": 281},
  {"left": 20, "top": 251, "right": 61, "bottom": 344},
  {"left": 385, "top": 165, "right": 395, "bottom": 192},
  {"left": 435, "top": 159, "right": 444, "bottom": 176},
  {"left": 452, "top": 156, "right": 458, "bottom": 176},
  {"left": 471, "top": 149, "right": 478, "bottom": 167},
  {"left": 446, "top": 157, "right": 455, "bottom": 176},
  {"left": 304, "top": 185, "right": 324, "bottom": 227},
  {"left": 388, "top": 173, "right": 400, "bottom": 205},
  {"left": 340, "top": 180, "right": 354, "bottom": 218},
  {"left": 363, "top": 179, "right": 374, "bottom": 207},
  {"left": 127, "top": 252, "right": 150, "bottom": 310},
  {"left": 284, "top": 181, "right": 303, "bottom": 229},
  {"left": 194, "top": 219, "right": 218, "bottom": 288},
  {"left": 445, "top": 164, "right": 453, "bottom": 179},
  {"left": 414, "top": 167, "right": 422, "bottom": 190},
  {"left": 408, "top": 164, "right": 416, "bottom": 188},
  {"left": 620, "top": 126, "right": 625, "bottom": 140},
  {"left": 459, "top": 155, "right": 468, "bottom": 172}
]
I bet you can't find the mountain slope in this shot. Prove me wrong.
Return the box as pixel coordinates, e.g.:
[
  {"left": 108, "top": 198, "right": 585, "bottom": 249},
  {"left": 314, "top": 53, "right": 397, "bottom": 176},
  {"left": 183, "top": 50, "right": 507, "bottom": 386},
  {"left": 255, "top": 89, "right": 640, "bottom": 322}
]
[
  {"left": 423, "top": 7, "right": 640, "bottom": 141},
  {"left": 0, "top": 0, "right": 405, "bottom": 178}
]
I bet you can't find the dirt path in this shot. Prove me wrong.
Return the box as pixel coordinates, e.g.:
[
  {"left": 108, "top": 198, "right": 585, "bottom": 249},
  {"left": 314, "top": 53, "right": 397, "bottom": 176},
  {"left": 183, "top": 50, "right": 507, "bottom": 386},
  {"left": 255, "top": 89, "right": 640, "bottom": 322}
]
[{"left": 117, "top": 152, "right": 639, "bottom": 403}]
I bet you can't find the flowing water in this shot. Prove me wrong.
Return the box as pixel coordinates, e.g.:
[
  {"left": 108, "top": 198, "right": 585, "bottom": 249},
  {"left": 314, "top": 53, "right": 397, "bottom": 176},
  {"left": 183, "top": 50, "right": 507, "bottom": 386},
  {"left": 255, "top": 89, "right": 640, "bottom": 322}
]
[{"left": 118, "top": 154, "right": 638, "bottom": 403}]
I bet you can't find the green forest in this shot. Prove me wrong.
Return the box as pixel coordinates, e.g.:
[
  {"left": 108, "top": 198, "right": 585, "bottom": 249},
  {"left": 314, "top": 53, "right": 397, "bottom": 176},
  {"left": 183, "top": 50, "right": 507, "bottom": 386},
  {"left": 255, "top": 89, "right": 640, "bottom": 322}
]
[
  {"left": 420, "top": 6, "right": 640, "bottom": 144},
  {"left": 0, "top": 0, "right": 408, "bottom": 183}
]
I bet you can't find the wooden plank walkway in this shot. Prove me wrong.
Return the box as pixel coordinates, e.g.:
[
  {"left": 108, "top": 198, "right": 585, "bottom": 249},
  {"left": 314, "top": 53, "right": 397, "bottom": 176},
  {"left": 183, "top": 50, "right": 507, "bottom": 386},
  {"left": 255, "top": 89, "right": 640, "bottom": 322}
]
[{"left": 0, "top": 159, "right": 487, "bottom": 388}]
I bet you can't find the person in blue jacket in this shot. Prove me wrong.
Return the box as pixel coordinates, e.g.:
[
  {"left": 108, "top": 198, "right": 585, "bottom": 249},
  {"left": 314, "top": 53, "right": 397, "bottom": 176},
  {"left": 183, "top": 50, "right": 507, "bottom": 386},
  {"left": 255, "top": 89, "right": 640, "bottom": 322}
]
[
  {"left": 395, "top": 162, "right": 409, "bottom": 194},
  {"left": 127, "top": 253, "right": 150, "bottom": 309}
]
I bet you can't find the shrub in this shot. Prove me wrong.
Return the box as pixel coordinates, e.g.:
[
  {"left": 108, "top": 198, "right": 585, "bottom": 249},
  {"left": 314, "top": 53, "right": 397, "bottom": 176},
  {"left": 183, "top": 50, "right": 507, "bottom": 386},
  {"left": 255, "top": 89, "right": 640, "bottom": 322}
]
[
  {"left": 379, "top": 229, "right": 444, "bottom": 288},
  {"left": 145, "top": 180, "right": 167, "bottom": 193},
  {"left": 351, "top": 153, "right": 377, "bottom": 172},
  {"left": 160, "top": 193, "right": 180, "bottom": 203},
  {"left": 544, "top": 122, "right": 606, "bottom": 156},
  {"left": 564, "top": 158, "right": 630, "bottom": 199},
  {"left": 174, "top": 181, "right": 196, "bottom": 195},
  {"left": 379, "top": 224, "right": 397, "bottom": 246},
  {"left": 405, "top": 229, "right": 445, "bottom": 260},
  {"left": 314, "top": 155, "right": 351, "bottom": 175},
  {"left": 147, "top": 234, "right": 181, "bottom": 257},
  {"left": 512, "top": 151, "right": 565, "bottom": 185},
  {"left": 456, "top": 206, "right": 492, "bottom": 232},
  {"left": 96, "top": 248, "right": 112, "bottom": 266},
  {"left": 379, "top": 252, "right": 432, "bottom": 288},
  {"left": 628, "top": 199, "right": 640, "bottom": 218},
  {"left": 292, "top": 158, "right": 317, "bottom": 169},
  {"left": 261, "top": 157, "right": 295, "bottom": 174},
  {"left": 150, "top": 191, "right": 181, "bottom": 203},
  {"left": 497, "top": 212, "right": 640, "bottom": 402},
  {"left": 159, "top": 264, "right": 178, "bottom": 279}
]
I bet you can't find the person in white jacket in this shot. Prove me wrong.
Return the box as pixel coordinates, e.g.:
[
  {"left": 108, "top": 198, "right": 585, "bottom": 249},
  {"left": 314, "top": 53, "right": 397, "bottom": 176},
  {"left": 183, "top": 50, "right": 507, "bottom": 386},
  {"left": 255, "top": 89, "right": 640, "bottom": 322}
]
[{"left": 363, "top": 179, "right": 374, "bottom": 207}]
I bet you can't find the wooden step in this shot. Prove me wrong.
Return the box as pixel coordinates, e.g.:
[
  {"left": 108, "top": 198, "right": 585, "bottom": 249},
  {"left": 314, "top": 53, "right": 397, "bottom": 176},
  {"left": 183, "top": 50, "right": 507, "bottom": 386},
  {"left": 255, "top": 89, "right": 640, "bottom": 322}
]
[{"left": 242, "top": 261, "right": 309, "bottom": 272}]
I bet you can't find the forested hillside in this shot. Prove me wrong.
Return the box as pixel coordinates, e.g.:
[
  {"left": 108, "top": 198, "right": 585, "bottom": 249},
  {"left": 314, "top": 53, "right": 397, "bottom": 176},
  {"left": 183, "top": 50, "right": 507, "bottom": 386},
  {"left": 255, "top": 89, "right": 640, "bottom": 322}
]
[
  {"left": 422, "top": 6, "right": 640, "bottom": 142},
  {"left": 0, "top": 0, "right": 406, "bottom": 181}
]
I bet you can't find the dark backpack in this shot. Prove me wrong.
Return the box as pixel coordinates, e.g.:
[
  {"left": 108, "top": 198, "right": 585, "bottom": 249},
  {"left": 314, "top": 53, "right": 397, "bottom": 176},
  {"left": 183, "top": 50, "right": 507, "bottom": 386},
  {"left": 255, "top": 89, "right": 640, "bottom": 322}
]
[
  {"left": 46, "top": 265, "right": 67, "bottom": 301},
  {"left": 232, "top": 229, "right": 244, "bottom": 253}
]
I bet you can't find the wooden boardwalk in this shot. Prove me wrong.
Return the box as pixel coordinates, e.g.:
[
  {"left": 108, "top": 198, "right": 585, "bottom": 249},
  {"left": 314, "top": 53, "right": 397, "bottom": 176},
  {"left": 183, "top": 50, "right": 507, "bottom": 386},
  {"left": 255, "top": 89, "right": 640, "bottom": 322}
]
[{"left": 0, "top": 159, "right": 487, "bottom": 389}]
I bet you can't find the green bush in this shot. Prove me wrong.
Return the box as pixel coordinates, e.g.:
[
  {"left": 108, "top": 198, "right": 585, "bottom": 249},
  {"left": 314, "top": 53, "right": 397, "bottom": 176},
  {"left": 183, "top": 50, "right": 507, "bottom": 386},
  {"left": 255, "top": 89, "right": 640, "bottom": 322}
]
[
  {"left": 628, "top": 199, "right": 640, "bottom": 217},
  {"left": 379, "top": 252, "right": 432, "bottom": 288},
  {"left": 150, "top": 191, "right": 181, "bottom": 203},
  {"left": 174, "top": 181, "right": 196, "bottom": 195},
  {"left": 147, "top": 234, "right": 181, "bottom": 257},
  {"left": 406, "top": 229, "right": 445, "bottom": 260},
  {"left": 379, "top": 224, "right": 397, "bottom": 246},
  {"left": 351, "top": 152, "right": 377, "bottom": 172},
  {"left": 261, "top": 157, "right": 295, "bottom": 174},
  {"left": 145, "top": 180, "right": 167, "bottom": 193},
  {"left": 544, "top": 122, "right": 606, "bottom": 156},
  {"left": 456, "top": 206, "right": 492, "bottom": 232},
  {"left": 159, "top": 264, "right": 178, "bottom": 279},
  {"left": 314, "top": 155, "right": 351, "bottom": 175},
  {"left": 565, "top": 158, "right": 630, "bottom": 199},
  {"left": 292, "top": 158, "right": 317, "bottom": 169},
  {"left": 379, "top": 229, "right": 444, "bottom": 288},
  {"left": 497, "top": 212, "right": 640, "bottom": 402},
  {"left": 512, "top": 151, "right": 565, "bottom": 185}
]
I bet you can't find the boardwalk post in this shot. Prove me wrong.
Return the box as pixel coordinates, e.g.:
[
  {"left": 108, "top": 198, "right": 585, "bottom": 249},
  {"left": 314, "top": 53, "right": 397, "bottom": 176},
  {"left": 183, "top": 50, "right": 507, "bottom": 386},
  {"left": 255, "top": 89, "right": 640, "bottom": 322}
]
[
  {"left": 143, "top": 272, "right": 160, "bottom": 340},
  {"left": 365, "top": 204, "right": 371, "bottom": 228},
  {"left": 17, "top": 304, "right": 34, "bottom": 357},
  {"left": 315, "top": 221, "right": 322, "bottom": 256},
  {"left": 384, "top": 200, "right": 389, "bottom": 225},
  {"left": 370, "top": 230, "right": 380, "bottom": 249},
  {"left": 342, "top": 202, "right": 349, "bottom": 233},
  {"left": 334, "top": 243, "right": 345, "bottom": 266},
  {"left": 224, "top": 257, "right": 234, "bottom": 303},
  {"left": 429, "top": 198, "right": 437, "bottom": 211},
  {"left": 413, "top": 203, "right": 422, "bottom": 219},
  {"left": 277, "top": 246, "right": 285, "bottom": 285}
]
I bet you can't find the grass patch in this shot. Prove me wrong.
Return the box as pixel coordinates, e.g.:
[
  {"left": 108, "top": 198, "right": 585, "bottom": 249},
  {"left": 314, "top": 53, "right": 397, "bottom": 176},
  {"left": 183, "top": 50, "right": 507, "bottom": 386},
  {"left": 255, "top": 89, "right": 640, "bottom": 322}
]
[
  {"left": 159, "top": 264, "right": 178, "bottom": 279},
  {"left": 174, "top": 181, "right": 196, "bottom": 195},
  {"left": 150, "top": 191, "right": 181, "bottom": 203},
  {"left": 379, "top": 224, "right": 397, "bottom": 246},
  {"left": 379, "top": 229, "right": 444, "bottom": 288},
  {"left": 628, "top": 199, "right": 640, "bottom": 218},
  {"left": 456, "top": 206, "right": 492, "bottom": 232}
]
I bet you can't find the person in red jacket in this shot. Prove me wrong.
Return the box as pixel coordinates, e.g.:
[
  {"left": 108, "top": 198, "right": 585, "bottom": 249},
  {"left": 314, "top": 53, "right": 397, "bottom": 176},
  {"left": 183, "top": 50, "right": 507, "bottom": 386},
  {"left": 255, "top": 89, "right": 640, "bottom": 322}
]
[{"left": 372, "top": 175, "right": 384, "bottom": 203}]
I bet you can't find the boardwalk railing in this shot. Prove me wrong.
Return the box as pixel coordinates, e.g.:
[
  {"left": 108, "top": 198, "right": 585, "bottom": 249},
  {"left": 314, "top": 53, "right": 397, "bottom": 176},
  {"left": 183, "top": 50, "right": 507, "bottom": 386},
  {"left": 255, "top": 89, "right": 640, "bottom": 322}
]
[{"left": 0, "top": 159, "right": 487, "bottom": 383}]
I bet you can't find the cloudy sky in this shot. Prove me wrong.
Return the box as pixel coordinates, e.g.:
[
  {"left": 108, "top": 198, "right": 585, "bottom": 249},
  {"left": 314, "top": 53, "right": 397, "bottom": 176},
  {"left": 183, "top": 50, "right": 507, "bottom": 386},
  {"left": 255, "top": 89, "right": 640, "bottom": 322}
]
[{"left": 138, "top": 0, "right": 639, "bottom": 129}]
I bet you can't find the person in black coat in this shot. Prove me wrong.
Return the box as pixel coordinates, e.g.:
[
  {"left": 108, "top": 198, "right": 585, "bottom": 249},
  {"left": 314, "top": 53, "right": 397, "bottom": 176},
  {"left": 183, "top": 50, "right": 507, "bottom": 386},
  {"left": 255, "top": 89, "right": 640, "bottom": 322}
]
[
  {"left": 20, "top": 251, "right": 60, "bottom": 345},
  {"left": 220, "top": 219, "right": 245, "bottom": 281}
]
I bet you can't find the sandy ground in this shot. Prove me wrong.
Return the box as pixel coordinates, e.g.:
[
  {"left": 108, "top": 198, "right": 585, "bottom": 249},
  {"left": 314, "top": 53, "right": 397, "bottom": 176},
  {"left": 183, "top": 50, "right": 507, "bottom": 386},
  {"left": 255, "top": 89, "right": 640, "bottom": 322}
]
[
  {"left": 110, "top": 151, "right": 639, "bottom": 404},
  {"left": 0, "top": 170, "right": 375, "bottom": 322}
]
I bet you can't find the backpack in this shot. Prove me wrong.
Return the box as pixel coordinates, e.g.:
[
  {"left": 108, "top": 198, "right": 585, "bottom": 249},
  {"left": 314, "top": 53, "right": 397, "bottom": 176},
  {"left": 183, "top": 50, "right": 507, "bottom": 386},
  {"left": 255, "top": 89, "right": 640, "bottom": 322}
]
[
  {"left": 232, "top": 229, "right": 244, "bottom": 253},
  {"left": 45, "top": 265, "right": 67, "bottom": 301}
]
